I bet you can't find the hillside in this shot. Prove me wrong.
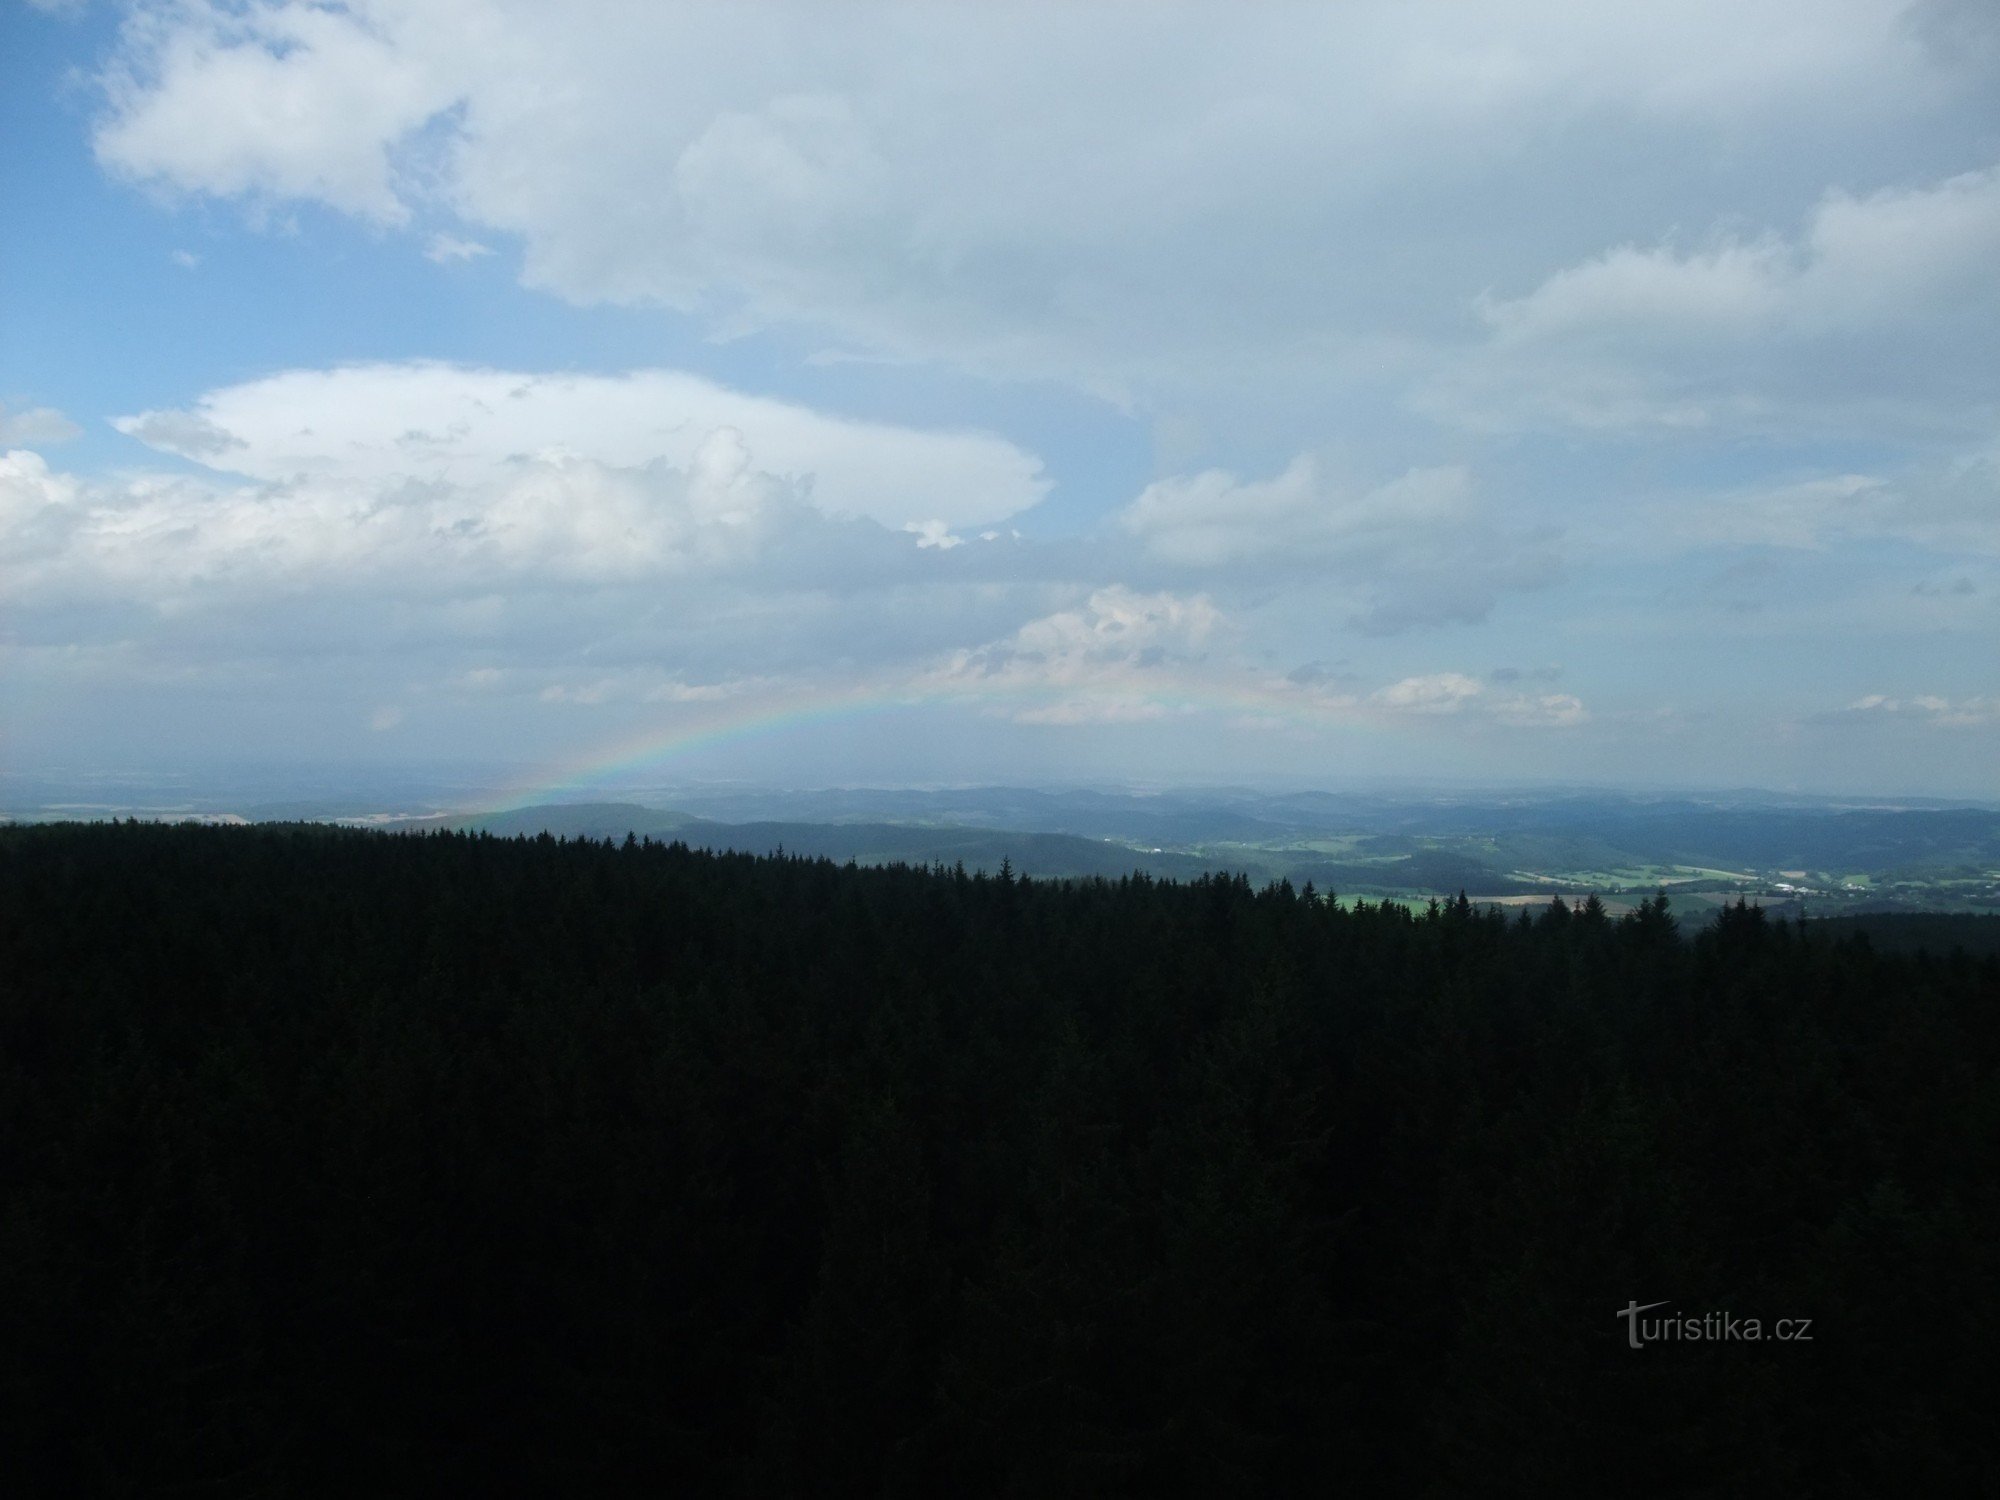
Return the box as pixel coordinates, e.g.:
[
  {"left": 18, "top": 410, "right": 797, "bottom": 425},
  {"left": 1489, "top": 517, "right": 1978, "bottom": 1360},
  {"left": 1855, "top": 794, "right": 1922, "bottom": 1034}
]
[{"left": 393, "top": 792, "right": 2000, "bottom": 912}]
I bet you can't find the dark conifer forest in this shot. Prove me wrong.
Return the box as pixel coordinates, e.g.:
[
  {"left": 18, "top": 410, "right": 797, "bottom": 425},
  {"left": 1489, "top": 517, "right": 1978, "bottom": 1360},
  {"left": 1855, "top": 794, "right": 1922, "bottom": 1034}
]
[{"left": 3, "top": 821, "right": 1995, "bottom": 1495}]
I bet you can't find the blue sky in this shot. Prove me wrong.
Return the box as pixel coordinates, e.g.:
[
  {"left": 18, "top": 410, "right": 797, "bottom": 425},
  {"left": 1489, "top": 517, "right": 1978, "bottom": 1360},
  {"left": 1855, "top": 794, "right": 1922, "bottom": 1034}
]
[{"left": 3, "top": 0, "right": 1998, "bottom": 800}]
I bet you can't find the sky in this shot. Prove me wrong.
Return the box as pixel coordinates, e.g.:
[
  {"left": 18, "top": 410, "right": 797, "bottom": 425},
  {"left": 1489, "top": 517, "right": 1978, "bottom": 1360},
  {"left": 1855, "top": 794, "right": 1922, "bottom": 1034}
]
[{"left": 3, "top": 0, "right": 1998, "bottom": 802}]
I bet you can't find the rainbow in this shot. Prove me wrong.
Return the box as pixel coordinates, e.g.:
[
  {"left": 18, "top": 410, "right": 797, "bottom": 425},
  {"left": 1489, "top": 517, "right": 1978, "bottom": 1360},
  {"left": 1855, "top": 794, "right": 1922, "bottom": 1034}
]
[
  {"left": 486, "top": 674, "right": 1403, "bottom": 815},
  {"left": 487, "top": 682, "right": 908, "bottom": 814}
]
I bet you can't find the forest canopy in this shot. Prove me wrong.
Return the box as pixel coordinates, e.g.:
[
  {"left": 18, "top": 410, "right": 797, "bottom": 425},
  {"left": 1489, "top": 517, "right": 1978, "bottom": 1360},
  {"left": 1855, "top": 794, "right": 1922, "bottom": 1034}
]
[{"left": 3, "top": 822, "right": 1994, "bottom": 1494}]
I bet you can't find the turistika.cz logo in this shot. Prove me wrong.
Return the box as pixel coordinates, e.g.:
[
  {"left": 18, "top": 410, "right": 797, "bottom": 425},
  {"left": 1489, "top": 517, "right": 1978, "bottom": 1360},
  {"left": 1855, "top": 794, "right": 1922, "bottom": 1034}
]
[{"left": 1617, "top": 1301, "right": 1814, "bottom": 1349}]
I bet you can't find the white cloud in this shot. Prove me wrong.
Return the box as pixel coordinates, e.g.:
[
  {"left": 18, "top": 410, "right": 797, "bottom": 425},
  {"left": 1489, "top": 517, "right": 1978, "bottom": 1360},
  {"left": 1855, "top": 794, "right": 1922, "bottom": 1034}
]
[
  {"left": 425, "top": 232, "right": 492, "bottom": 263},
  {"left": 95, "top": 0, "right": 457, "bottom": 223},
  {"left": 1120, "top": 456, "right": 1560, "bottom": 632},
  {"left": 89, "top": 0, "right": 1946, "bottom": 413},
  {"left": 115, "top": 362, "right": 1048, "bottom": 531},
  {"left": 1011, "top": 586, "right": 1222, "bottom": 661},
  {"left": 1, "top": 436, "right": 1084, "bottom": 717},
  {"left": 1, "top": 437, "right": 800, "bottom": 604},
  {"left": 0, "top": 448, "right": 82, "bottom": 537},
  {"left": 26, "top": 0, "right": 1990, "bottom": 790},
  {"left": 904, "top": 519, "right": 963, "bottom": 550},
  {"left": 1491, "top": 691, "right": 1588, "bottom": 727},
  {"left": 5, "top": 439, "right": 1600, "bottom": 759},
  {"left": 1442, "top": 163, "right": 2000, "bottom": 433},
  {"left": 916, "top": 588, "right": 1589, "bottom": 730},
  {"left": 0, "top": 406, "right": 83, "bottom": 446},
  {"left": 1672, "top": 456, "right": 2000, "bottom": 556},
  {"left": 1842, "top": 692, "right": 1999, "bottom": 726},
  {"left": 170, "top": 248, "right": 201, "bottom": 269},
  {"left": 924, "top": 585, "right": 1224, "bottom": 721},
  {"left": 1123, "top": 457, "right": 1472, "bottom": 567},
  {"left": 1373, "top": 672, "right": 1485, "bottom": 714},
  {"left": 1481, "top": 239, "right": 1794, "bottom": 350},
  {"left": 119, "top": 406, "right": 242, "bottom": 458},
  {"left": 1365, "top": 672, "right": 1586, "bottom": 726},
  {"left": 923, "top": 618, "right": 1590, "bottom": 730},
  {"left": 1487, "top": 165, "right": 2000, "bottom": 347}
]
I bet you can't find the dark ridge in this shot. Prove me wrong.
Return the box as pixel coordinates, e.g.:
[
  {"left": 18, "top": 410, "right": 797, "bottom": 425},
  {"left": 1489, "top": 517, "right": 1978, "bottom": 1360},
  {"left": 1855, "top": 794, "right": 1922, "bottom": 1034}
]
[{"left": 1807, "top": 910, "right": 2000, "bottom": 958}]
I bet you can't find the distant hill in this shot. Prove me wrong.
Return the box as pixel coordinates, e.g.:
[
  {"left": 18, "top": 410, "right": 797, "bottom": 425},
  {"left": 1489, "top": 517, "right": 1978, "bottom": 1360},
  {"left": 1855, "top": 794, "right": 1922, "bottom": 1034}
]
[
  {"left": 426, "top": 802, "right": 1238, "bottom": 883},
  {"left": 369, "top": 793, "right": 2000, "bottom": 908},
  {"left": 432, "top": 802, "right": 701, "bottom": 841},
  {"left": 415, "top": 802, "right": 1548, "bottom": 893}
]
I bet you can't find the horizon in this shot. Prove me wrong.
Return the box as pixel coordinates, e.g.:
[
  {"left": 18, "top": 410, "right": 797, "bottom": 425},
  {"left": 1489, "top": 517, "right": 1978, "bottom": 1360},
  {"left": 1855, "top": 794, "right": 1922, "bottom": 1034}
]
[
  {"left": 10, "top": 763, "right": 2000, "bottom": 820},
  {"left": 5, "top": 2, "right": 1997, "bottom": 800}
]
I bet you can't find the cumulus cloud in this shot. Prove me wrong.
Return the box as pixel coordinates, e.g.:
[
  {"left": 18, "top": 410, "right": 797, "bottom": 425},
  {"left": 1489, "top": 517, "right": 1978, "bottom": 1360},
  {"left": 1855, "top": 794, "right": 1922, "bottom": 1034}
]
[
  {"left": 0, "top": 406, "right": 83, "bottom": 446},
  {"left": 960, "top": 585, "right": 1219, "bottom": 671},
  {"left": 1, "top": 437, "right": 803, "bottom": 605},
  {"left": 1673, "top": 455, "right": 2000, "bottom": 556},
  {"left": 33, "top": 1, "right": 1989, "bottom": 787},
  {"left": 7, "top": 435, "right": 1598, "bottom": 763},
  {"left": 1013, "top": 586, "right": 1221, "bottom": 657},
  {"left": 923, "top": 585, "right": 1224, "bottom": 722},
  {"left": 1489, "top": 166, "right": 2000, "bottom": 349},
  {"left": 424, "top": 232, "right": 493, "bottom": 263},
  {"left": 1122, "top": 458, "right": 1469, "bottom": 567},
  {"left": 95, "top": 0, "right": 457, "bottom": 223},
  {"left": 1841, "top": 692, "right": 1999, "bottom": 726},
  {"left": 1366, "top": 672, "right": 1585, "bottom": 726},
  {"left": 1120, "top": 457, "right": 1559, "bottom": 632},
  {"left": 1, "top": 437, "right": 1077, "bottom": 717},
  {"left": 87, "top": 0, "right": 1953, "bottom": 415},
  {"left": 117, "top": 406, "right": 242, "bottom": 458},
  {"left": 921, "top": 593, "right": 1588, "bottom": 731},
  {"left": 1491, "top": 692, "right": 1589, "bottom": 727},
  {"left": 115, "top": 362, "right": 1048, "bottom": 531},
  {"left": 1372, "top": 673, "right": 1485, "bottom": 714},
  {"left": 904, "top": 520, "right": 963, "bottom": 550},
  {"left": 0, "top": 449, "right": 83, "bottom": 543},
  {"left": 1438, "top": 163, "right": 2000, "bottom": 434}
]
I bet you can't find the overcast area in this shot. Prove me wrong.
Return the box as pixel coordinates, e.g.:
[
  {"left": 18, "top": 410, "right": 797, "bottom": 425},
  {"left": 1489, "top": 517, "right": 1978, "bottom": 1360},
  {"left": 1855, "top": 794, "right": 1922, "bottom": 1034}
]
[{"left": 3, "top": 0, "right": 1997, "bottom": 798}]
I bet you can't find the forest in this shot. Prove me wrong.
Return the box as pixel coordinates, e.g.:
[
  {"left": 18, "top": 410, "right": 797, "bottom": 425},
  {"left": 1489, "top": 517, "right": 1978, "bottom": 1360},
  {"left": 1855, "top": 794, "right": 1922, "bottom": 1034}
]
[{"left": 3, "top": 821, "right": 1995, "bottom": 1494}]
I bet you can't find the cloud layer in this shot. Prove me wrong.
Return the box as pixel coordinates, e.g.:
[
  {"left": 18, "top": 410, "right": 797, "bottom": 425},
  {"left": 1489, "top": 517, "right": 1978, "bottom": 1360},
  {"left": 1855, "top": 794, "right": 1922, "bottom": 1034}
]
[
  {"left": 1439, "top": 164, "right": 2000, "bottom": 435},
  {"left": 91, "top": 0, "right": 1988, "bottom": 423},
  {"left": 5, "top": 1, "right": 1992, "bottom": 793}
]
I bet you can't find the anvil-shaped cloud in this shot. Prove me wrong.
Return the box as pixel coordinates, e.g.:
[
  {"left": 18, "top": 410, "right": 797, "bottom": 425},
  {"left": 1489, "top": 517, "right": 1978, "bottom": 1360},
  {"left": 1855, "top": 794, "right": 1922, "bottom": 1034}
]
[{"left": 116, "top": 363, "right": 1051, "bottom": 532}]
